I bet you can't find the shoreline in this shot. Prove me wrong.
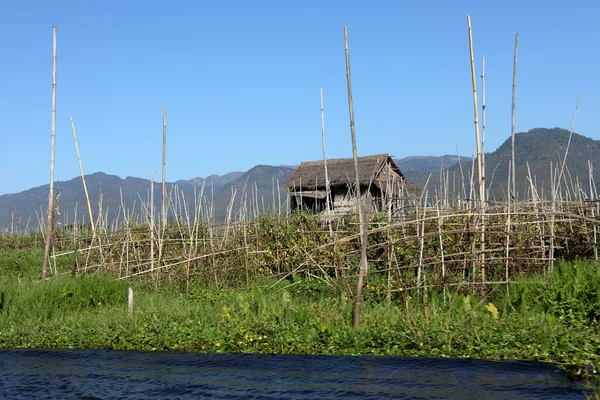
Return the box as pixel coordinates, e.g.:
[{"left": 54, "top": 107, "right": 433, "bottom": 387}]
[{"left": 0, "top": 263, "right": 598, "bottom": 385}]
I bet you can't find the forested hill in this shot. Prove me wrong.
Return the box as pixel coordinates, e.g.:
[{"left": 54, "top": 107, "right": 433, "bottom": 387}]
[{"left": 424, "top": 128, "right": 600, "bottom": 200}]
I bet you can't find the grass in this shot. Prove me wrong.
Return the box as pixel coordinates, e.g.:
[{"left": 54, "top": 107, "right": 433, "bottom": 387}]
[{"left": 0, "top": 254, "right": 598, "bottom": 389}]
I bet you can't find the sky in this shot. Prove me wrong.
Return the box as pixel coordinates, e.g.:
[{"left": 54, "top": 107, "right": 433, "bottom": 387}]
[{"left": 1, "top": 0, "right": 598, "bottom": 195}]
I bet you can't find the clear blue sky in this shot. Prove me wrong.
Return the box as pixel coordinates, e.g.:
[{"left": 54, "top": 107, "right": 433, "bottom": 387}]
[{"left": 1, "top": 0, "right": 598, "bottom": 195}]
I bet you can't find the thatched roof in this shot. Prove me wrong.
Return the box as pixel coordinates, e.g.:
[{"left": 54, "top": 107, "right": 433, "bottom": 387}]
[{"left": 283, "top": 154, "right": 404, "bottom": 190}]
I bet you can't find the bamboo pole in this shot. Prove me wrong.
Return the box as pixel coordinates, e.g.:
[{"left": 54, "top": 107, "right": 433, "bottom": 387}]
[
  {"left": 417, "top": 193, "right": 427, "bottom": 288},
  {"left": 589, "top": 161, "right": 598, "bottom": 260},
  {"left": 272, "top": 177, "right": 276, "bottom": 215},
  {"left": 277, "top": 178, "right": 281, "bottom": 216},
  {"left": 436, "top": 202, "right": 445, "bottom": 280},
  {"left": 505, "top": 161, "right": 511, "bottom": 283},
  {"left": 162, "top": 107, "right": 167, "bottom": 228},
  {"left": 438, "top": 158, "right": 443, "bottom": 205},
  {"left": 481, "top": 55, "right": 486, "bottom": 203},
  {"left": 467, "top": 15, "right": 485, "bottom": 283},
  {"left": 467, "top": 15, "right": 484, "bottom": 205},
  {"left": 157, "top": 107, "right": 167, "bottom": 272},
  {"left": 71, "top": 116, "right": 104, "bottom": 272},
  {"left": 456, "top": 144, "right": 467, "bottom": 203},
  {"left": 386, "top": 166, "right": 394, "bottom": 303},
  {"left": 556, "top": 94, "right": 580, "bottom": 198},
  {"left": 320, "top": 87, "right": 333, "bottom": 236},
  {"left": 150, "top": 170, "right": 155, "bottom": 272},
  {"left": 71, "top": 118, "right": 95, "bottom": 235},
  {"left": 344, "top": 26, "right": 369, "bottom": 329},
  {"left": 511, "top": 33, "right": 519, "bottom": 200},
  {"left": 128, "top": 287, "right": 134, "bottom": 316},
  {"left": 469, "top": 151, "right": 475, "bottom": 206},
  {"left": 480, "top": 54, "right": 487, "bottom": 283},
  {"left": 95, "top": 191, "right": 106, "bottom": 268},
  {"left": 254, "top": 184, "right": 260, "bottom": 217},
  {"left": 550, "top": 162, "right": 556, "bottom": 273},
  {"left": 42, "top": 26, "right": 57, "bottom": 282}
]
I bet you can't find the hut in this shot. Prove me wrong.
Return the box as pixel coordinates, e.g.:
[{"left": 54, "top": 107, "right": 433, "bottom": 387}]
[{"left": 283, "top": 154, "right": 407, "bottom": 214}]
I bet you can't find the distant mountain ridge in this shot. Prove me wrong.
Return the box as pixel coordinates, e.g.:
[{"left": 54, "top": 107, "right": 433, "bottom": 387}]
[
  {"left": 395, "top": 155, "right": 465, "bottom": 173},
  {"left": 176, "top": 172, "right": 245, "bottom": 195},
  {"left": 2, "top": 128, "right": 595, "bottom": 230},
  {"left": 0, "top": 155, "right": 460, "bottom": 230},
  {"left": 0, "top": 172, "right": 199, "bottom": 231}
]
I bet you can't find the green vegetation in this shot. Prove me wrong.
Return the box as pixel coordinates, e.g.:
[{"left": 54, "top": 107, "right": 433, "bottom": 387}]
[{"left": 0, "top": 241, "right": 597, "bottom": 386}]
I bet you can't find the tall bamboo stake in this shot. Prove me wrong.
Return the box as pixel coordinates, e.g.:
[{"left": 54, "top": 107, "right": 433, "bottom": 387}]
[
  {"left": 456, "top": 144, "right": 467, "bottom": 202},
  {"left": 162, "top": 107, "right": 167, "bottom": 228},
  {"left": 480, "top": 54, "right": 486, "bottom": 282},
  {"left": 468, "top": 151, "right": 476, "bottom": 205},
  {"left": 511, "top": 33, "right": 519, "bottom": 200},
  {"left": 320, "top": 87, "right": 333, "bottom": 236},
  {"left": 505, "top": 161, "right": 512, "bottom": 282},
  {"left": 344, "top": 26, "right": 369, "bottom": 329},
  {"left": 467, "top": 15, "right": 484, "bottom": 206},
  {"left": 481, "top": 55, "right": 486, "bottom": 203},
  {"left": 71, "top": 116, "right": 104, "bottom": 271},
  {"left": 277, "top": 178, "right": 281, "bottom": 216},
  {"left": 436, "top": 202, "right": 445, "bottom": 280},
  {"left": 589, "top": 161, "right": 598, "bottom": 260},
  {"left": 150, "top": 170, "right": 155, "bottom": 272},
  {"left": 386, "top": 166, "right": 394, "bottom": 303},
  {"left": 42, "top": 26, "right": 57, "bottom": 282},
  {"left": 417, "top": 194, "right": 427, "bottom": 288},
  {"left": 550, "top": 162, "right": 556, "bottom": 272},
  {"left": 556, "top": 94, "right": 580, "bottom": 198},
  {"left": 71, "top": 118, "right": 95, "bottom": 235},
  {"left": 438, "top": 158, "right": 444, "bottom": 205}
]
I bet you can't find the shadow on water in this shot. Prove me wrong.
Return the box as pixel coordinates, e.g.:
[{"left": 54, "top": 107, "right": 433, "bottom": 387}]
[{"left": 0, "top": 349, "right": 592, "bottom": 399}]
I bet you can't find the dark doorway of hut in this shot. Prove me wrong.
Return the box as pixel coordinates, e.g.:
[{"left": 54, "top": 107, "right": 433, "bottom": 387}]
[{"left": 289, "top": 190, "right": 330, "bottom": 214}]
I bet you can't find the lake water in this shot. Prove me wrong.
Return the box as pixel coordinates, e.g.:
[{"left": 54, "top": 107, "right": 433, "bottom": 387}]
[{"left": 0, "top": 349, "right": 591, "bottom": 399}]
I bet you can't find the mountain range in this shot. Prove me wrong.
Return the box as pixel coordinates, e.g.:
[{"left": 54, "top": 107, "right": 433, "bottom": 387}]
[
  {"left": 419, "top": 127, "right": 600, "bottom": 200},
  {"left": 1, "top": 127, "right": 598, "bottom": 231}
]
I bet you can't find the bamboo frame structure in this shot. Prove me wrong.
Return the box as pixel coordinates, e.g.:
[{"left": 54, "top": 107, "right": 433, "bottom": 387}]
[{"left": 41, "top": 187, "right": 600, "bottom": 295}]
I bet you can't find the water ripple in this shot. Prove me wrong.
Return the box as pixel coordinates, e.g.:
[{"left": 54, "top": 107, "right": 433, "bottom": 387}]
[{"left": 0, "top": 350, "right": 589, "bottom": 399}]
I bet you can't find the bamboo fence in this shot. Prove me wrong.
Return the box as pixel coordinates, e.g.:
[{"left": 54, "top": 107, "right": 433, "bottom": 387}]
[{"left": 27, "top": 166, "right": 599, "bottom": 297}]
